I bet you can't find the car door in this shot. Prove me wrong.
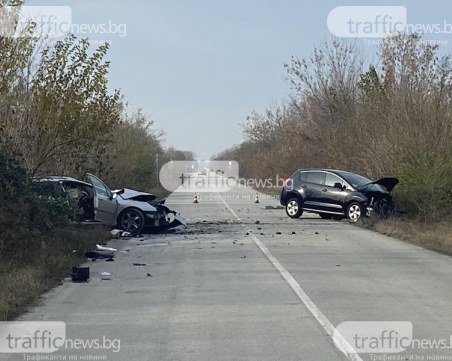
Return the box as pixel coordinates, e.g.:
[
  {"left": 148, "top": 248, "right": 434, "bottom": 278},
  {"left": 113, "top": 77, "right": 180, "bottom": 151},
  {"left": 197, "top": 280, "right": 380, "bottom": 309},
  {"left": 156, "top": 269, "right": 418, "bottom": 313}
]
[
  {"left": 319, "top": 172, "right": 349, "bottom": 213},
  {"left": 302, "top": 171, "right": 325, "bottom": 211},
  {"left": 86, "top": 173, "right": 118, "bottom": 225}
]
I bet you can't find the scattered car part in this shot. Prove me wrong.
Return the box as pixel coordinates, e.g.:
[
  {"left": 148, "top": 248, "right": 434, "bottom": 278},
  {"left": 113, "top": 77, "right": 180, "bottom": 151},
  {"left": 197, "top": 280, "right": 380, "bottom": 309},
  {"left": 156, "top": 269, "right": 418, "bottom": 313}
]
[
  {"left": 100, "top": 272, "right": 111, "bottom": 280},
  {"left": 71, "top": 267, "right": 90, "bottom": 282},
  {"left": 85, "top": 250, "right": 115, "bottom": 261},
  {"left": 96, "top": 244, "right": 117, "bottom": 252}
]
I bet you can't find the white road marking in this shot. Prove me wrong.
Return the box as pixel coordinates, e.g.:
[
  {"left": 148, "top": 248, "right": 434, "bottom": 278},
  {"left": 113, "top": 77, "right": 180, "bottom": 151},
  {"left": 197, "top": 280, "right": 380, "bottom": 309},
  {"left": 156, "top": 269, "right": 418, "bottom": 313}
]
[
  {"left": 221, "top": 195, "right": 363, "bottom": 361},
  {"left": 218, "top": 194, "right": 241, "bottom": 221},
  {"left": 250, "top": 233, "right": 362, "bottom": 361}
]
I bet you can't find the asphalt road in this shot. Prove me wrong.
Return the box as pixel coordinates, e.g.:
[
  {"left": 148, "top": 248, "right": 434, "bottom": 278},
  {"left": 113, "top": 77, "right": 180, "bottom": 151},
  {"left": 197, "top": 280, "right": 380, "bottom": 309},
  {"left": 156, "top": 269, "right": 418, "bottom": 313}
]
[{"left": 2, "top": 180, "right": 452, "bottom": 361}]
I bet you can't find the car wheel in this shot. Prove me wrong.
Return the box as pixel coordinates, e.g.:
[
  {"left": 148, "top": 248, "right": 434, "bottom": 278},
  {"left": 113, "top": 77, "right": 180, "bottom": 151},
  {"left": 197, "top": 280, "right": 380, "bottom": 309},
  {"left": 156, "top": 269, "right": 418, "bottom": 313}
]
[
  {"left": 286, "top": 198, "right": 303, "bottom": 219},
  {"left": 118, "top": 208, "right": 145, "bottom": 233},
  {"left": 346, "top": 202, "right": 363, "bottom": 222}
]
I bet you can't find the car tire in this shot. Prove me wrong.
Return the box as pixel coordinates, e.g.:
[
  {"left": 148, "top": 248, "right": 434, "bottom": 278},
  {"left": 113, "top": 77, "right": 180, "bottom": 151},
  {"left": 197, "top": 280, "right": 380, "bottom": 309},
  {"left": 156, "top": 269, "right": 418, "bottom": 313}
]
[
  {"left": 346, "top": 202, "right": 363, "bottom": 222},
  {"left": 286, "top": 198, "right": 303, "bottom": 219},
  {"left": 118, "top": 208, "right": 145, "bottom": 233}
]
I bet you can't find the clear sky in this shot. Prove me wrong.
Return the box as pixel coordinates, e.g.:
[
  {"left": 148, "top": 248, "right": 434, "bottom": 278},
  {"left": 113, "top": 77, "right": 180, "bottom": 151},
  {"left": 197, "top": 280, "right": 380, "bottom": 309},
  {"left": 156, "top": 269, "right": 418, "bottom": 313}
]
[{"left": 25, "top": 0, "right": 452, "bottom": 159}]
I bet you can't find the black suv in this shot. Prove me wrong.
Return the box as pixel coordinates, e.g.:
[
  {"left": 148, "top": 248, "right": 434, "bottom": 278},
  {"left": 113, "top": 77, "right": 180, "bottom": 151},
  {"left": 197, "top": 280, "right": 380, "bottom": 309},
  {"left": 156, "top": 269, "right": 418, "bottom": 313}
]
[{"left": 280, "top": 169, "right": 398, "bottom": 222}]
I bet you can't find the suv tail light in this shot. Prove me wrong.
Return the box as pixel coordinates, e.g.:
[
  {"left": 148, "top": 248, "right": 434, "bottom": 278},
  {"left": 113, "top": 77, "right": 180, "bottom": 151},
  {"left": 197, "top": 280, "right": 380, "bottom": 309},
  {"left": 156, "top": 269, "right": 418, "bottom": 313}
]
[{"left": 283, "top": 178, "right": 291, "bottom": 187}]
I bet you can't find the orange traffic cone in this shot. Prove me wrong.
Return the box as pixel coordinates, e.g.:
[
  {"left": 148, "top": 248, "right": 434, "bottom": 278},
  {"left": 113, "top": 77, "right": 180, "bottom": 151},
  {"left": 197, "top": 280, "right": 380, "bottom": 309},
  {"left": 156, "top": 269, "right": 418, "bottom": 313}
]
[
  {"left": 193, "top": 193, "right": 199, "bottom": 203},
  {"left": 254, "top": 193, "right": 259, "bottom": 203}
]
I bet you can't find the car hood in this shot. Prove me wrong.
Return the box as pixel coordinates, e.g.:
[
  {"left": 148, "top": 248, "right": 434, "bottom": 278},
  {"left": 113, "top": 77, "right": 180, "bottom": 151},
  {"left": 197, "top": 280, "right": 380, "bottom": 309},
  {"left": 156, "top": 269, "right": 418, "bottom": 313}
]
[
  {"left": 114, "top": 188, "right": 157, "bottom": 202},
  {"left": 367, "top": 177, "right": 399, "bottom": 192}
]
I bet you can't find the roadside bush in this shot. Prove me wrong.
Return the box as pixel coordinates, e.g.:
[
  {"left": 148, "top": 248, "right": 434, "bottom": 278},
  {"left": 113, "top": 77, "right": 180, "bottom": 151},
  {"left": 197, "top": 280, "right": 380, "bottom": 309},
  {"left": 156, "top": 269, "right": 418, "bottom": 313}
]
[
  {"left": 0, "top": 152, "right": 111, "bottom": 320},
  {"left": 394, "top": 153, "right": 452, "bottom": 220},
  {"left": 0, "top": 154, "right": 79, "bottom": 262},
  {"left": 30, "top": 181, "right": 79, "bottom": 227}
]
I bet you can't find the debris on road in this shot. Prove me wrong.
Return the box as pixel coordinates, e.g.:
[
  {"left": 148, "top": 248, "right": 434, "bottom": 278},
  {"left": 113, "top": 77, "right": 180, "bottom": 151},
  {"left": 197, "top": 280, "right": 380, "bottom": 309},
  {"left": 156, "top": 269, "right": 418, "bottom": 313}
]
[
  {"left": 96, "top": 244, "right": 117, "bottom": 252},
  {"left": 100, "top": 272, "right": 111, "bottom": 280},
  {"left": 147, "top": 273, "right": 152, "bottom": 278},
  {"left": 111, "top": 229, "right": 132, "bottom": 238},
  {"left": 265, "top": 205, "right": 285, "bottom": 210},
  {"left": 71, "top": 267, "right": 89, "bottom": 282},
  {"left": 85, "top": 250, "right": 115, "bottom": 261}
]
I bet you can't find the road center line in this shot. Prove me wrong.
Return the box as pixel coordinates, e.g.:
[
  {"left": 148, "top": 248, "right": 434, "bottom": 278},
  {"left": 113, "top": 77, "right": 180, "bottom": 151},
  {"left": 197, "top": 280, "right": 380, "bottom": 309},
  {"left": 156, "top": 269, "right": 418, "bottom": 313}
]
[
  {"left": 218, "top": 194, "right": 241, "bottom": 221},
  {"left": 220, "top": 195, "right": 363, "bottom": 361}
]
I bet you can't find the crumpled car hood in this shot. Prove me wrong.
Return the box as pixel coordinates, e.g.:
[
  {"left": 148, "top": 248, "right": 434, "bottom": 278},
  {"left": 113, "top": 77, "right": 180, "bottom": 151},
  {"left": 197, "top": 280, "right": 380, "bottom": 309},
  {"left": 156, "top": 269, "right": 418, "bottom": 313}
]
[
  {"left": 368, "top": 177, "right": 399, "bottom": 192},
  {"left": 114, "top": 188, "right": 157, "bottom": 202}
]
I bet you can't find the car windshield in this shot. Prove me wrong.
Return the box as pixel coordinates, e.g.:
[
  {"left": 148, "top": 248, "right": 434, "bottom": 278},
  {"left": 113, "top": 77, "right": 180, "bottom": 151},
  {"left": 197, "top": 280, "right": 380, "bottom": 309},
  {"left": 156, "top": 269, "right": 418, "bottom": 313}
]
[{"left": 338, "top": 172, "right": 372, "bottom": 188}]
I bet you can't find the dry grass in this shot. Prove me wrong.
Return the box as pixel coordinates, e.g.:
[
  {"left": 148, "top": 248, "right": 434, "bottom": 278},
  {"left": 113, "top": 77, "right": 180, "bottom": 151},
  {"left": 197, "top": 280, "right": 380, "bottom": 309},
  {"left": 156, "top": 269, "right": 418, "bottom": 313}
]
[
  {"left": 0, "top": 224, "right": 110, "bottom": 320},
  {"left": 362, "top": 217, "right": 452, "bottom": 256}
]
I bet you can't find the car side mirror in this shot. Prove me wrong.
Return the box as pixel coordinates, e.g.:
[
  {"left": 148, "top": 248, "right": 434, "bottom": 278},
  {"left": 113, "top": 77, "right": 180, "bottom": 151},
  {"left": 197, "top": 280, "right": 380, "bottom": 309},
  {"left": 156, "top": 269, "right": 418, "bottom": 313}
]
[{"left": 334, "top": 182, "right": 344, "bottom": 190}]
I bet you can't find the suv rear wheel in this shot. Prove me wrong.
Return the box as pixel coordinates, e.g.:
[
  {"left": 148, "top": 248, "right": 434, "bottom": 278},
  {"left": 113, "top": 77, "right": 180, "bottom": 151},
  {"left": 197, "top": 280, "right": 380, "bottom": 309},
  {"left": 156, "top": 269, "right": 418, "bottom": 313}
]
[{"left": 286, "top": 198, "right": 303, "bottom": 219}]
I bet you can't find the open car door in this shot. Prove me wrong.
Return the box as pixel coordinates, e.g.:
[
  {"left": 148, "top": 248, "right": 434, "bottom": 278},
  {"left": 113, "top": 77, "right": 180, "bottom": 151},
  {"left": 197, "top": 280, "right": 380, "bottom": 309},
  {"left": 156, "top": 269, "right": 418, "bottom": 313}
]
[{"left": 86, "top": 173, "right": 118, "bottom": 225}]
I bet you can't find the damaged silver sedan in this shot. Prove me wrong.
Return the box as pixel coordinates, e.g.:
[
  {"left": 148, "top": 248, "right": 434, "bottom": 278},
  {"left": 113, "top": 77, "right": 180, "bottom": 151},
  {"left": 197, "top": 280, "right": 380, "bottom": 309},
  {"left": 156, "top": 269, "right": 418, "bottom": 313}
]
[{"left": 34, "top": 174, "right": 186, "bottom": 234}]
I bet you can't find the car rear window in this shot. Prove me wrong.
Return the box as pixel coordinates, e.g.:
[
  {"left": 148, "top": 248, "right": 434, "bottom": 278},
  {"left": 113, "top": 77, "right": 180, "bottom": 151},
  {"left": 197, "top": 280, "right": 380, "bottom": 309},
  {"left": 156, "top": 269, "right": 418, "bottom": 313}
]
[
  {"left": 299, "top": 172, "right": 308, "bottom": 182},
  {"left": 305, "top": 171, "right": 325, "bottom": 185}
]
